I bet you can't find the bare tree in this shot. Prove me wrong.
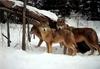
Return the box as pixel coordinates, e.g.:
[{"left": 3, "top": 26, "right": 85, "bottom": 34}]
[
  {"left": 7, "top": 19, "right": 10, "bottom": 47},
  {"left": 22, "top": 0, "right": 27, "bottom": 50}
]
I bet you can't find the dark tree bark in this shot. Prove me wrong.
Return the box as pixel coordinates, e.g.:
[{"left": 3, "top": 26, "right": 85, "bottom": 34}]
[
  {"left": 7, "top": 18, "right": 10, "bottom": 47},
  {"left": 22, "top": 0, "right": 27, "bottom": 50},
  {"left": 27, "top": 19, "right": 31, "bottom": 42}
]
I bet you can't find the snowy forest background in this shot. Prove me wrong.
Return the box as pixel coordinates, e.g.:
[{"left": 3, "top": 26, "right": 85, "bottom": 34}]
[
  {"left": 1, "top": 0, "right": 100, "bottom": 22},
  {"left": 24, "top": 0, "right": 100, "bottom": 20}
]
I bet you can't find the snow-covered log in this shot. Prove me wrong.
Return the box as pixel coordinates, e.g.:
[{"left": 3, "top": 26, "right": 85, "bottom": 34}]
[{"left": 0, "top": 0, "right": 58, "bottom": 28}]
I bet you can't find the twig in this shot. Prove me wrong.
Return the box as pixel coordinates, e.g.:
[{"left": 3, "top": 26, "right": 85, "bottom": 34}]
[{"left": 2, "top": 33, "right": 11, "bottom": 43}]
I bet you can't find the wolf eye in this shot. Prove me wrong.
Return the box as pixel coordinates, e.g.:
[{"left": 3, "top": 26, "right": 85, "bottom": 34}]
[
  {"left": 44, "top": 28, "right": 48, "bottom": 31},
  {"left": 42, "top": 28, "right": 46, "bottom": 31},
  {"left": 43, "top": 28, "right": 46, "bottom": 31}
]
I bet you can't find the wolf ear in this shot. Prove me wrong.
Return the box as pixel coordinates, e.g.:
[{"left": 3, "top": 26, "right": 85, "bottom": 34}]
[{"left": 57, "top": 18, "right": 65, "bottom": 25}]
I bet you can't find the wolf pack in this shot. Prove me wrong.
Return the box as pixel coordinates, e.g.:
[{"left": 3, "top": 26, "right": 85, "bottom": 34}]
[{"left": 30, "top": 18, "right": 100, "bottom": 56}]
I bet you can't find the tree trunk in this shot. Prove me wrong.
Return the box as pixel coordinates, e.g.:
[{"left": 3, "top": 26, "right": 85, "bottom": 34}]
[
  {"left": 7, "top": 17, "right": 10, "bottom": 47},
  {"left": 27, "top": 19, "right": 31, "bottom": 42},
  {"left": 22, "top": 0, "right": 27, "bottom": 50}
]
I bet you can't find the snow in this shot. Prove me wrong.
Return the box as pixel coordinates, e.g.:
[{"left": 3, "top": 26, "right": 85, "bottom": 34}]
[
  {"left": 87, "top": 1, "right": 91, "bottom": 3},
  {"left": 10, "top": 0, "right": 58, "bottom": 21},
  {"left": 26, "top": 5, "right": 58, "bottom": 21},
  {"left": 12, "top": 1, "right": 23, "bottom": 7},
  {"left": 0, "top": 47, "right": 100, "bottom": 69}
]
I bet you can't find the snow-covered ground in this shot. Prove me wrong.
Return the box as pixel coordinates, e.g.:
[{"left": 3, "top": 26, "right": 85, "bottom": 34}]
[
  {"left": 0, "top": 47, "right": 100, "bottom": 69},
  {"left": 0, "top": 19, "right": 100, "bottom": 69}
]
